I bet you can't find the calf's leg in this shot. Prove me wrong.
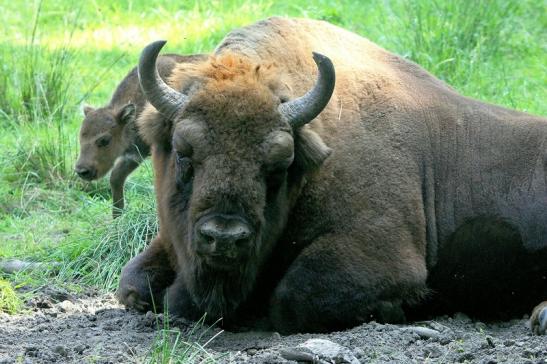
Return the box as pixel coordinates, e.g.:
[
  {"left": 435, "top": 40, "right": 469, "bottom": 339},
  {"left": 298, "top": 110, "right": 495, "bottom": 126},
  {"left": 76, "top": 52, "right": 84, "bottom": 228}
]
[
  {"left": 117, "top": 237, "right": 175, "bottom": 312},
  {"left": 110, "top": 157, "right": 140, "bottom": 218}
]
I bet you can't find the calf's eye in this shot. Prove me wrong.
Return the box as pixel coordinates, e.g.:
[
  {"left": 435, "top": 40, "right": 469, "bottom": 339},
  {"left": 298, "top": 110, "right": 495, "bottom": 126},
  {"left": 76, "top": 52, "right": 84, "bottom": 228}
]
[
  {"left": 176, "top": 152, "right": 193, "bottom": 187},
  {"left": 96, "top": 136, "right": 111, "bottom": 148}
]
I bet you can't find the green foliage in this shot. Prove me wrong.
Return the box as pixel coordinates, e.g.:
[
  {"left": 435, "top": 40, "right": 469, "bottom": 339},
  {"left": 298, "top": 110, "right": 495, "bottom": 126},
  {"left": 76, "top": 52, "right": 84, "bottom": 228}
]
[
  {"left": 146, "top": 314, "right": 224, "bottom": 363},
  {"left": 0, "top": 279, "right": 22, "bottom": 314}
]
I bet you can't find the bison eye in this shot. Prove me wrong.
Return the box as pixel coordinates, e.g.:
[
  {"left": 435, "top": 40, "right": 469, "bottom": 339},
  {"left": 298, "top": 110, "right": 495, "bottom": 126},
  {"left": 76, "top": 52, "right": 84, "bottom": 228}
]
[
  {"left": 175, "top": 152, "right": 193, "bottom": 187},
  {"left": 96, "top": 135, "right": 111, "bottom": 148}
]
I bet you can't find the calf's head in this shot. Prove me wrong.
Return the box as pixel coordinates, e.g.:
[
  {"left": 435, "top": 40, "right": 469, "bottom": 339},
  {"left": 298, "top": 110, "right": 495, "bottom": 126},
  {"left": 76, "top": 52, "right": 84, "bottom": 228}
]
[
  {"left": 75, "top": 104, "right": 136, "bottom": 180},
  {"left": 138, "top": 41, "right": 334, "bottom": 313}
]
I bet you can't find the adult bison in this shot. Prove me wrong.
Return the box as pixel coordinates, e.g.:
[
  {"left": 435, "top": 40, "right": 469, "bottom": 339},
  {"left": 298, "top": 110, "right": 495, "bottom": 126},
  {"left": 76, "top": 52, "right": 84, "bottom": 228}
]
[
  {"left": 75, "top": 54, "right": 205, "bottom": 217},
  {"left": 118, "top": 17, "right": 547, "bottom": 334}
]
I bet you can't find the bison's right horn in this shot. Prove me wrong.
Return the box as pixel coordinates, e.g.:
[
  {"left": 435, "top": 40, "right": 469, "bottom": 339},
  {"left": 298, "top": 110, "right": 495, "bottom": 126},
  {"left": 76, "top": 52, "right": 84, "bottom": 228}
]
[
  {"left": 278, "top": 52, "right": 335, "bottom": 129},
  {"left": 138, "top": 40, "right": 188, "bottom": 120}
]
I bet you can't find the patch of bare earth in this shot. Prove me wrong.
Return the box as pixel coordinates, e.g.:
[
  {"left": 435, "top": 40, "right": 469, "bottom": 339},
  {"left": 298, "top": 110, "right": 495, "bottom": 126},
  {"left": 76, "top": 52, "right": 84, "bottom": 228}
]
[{"left": 0, "top": 289, "right": 545, "bottom": 363}]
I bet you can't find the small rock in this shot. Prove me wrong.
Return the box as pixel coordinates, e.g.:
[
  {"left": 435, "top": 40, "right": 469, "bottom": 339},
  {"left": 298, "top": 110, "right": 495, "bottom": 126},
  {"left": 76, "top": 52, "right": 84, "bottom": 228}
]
[
  {"left": 53, "top": 345, "right": 68, "bottom": 357},
  {"left": 247, "top": 348, "right": 257, "bottom": 356},
  {"left": 423, "top": 344, "right": 443, "bottom": 358},
  {"left": 503, "top": 339, "right": 515, "bottom": 347},
  {"left": 458, "top": 353, "right": 475, "bottom": 362},
  {"left": 475, "top": 322, "right": 487, "bottom": 331},
  {"left": 405, "top": 326, "right": 441, "bottom": 339},
  {"left": 428, "top": 321, "right": 451, "bottom": 332},
  {"left": 353, "top": 347, "right": 365, "bottom": 358},
  {"left": 479, "top": 358, "right": 497, "bottom": 364},
  {"left": 74, "top": 344, "right": 86, "bottom": 355},
  {"left": 486, "top": 336, "right": 496, "bottom": 348},
  {"left": 439, "top": 336, "right": 453, "bottom": 345},
  {"left": 59, "top": 300, "right": 74, "bottom": 312},
  {"left": 280, "top": 339, "right": 360, "bottom": 364}
]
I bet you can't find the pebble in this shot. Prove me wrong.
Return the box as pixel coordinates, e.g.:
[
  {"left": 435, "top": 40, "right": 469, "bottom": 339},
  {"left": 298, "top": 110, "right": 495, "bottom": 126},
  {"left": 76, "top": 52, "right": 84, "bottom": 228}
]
[
  {"left": 459, "top": 353, "right": 475, "bottom": 362},
  {"left": 280, "top": 339, "right": 360, "bottom": 364},
  {"left": 405, "top": 326, "right": 441, "bottom": 339},
  {"left": 53, "top": 345, "right": 68, "bottom": 357},
  {"left": 246, "top": 348, "right": 257, "bottom": 356},
  {"left": 59, "top": 300, "right": 74, "bottom": 313},
  {"left": 74, "top": 344, "right": 86, "bottom": 354},
  {"left": 352, "top": 347, "right": 365, "bottom": 358},
  {"left": 423, "top": 344, "right": 443, "bottom": 358}
]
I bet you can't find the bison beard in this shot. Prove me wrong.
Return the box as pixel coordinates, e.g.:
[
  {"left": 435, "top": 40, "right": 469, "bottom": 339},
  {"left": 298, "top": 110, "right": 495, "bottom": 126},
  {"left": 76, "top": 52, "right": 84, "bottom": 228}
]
[{"left": 118, "top": 17, "right": 547, "bottom": 334}]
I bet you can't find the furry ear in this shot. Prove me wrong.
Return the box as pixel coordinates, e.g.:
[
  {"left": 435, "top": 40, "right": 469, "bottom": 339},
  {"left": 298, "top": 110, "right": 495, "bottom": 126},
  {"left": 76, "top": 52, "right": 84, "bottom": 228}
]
[
  {"left": 137, "top": 103, "right": 173, "bottom": 149},
  {"left": 83, "top": 105, "right": 95, "bottom": 116},
  {"left": 116, "top": 103, "right": 136, "bottom": 125},
  {"left": 293, "top": 126, "right": 332, "bottom": 171}
]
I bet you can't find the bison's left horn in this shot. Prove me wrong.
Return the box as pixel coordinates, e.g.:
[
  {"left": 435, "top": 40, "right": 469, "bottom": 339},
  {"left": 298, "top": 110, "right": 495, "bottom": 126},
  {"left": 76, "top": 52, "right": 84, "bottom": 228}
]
[
  {"left": 279, "top": 52, "right": 335, "bottom": 128},
  {"left": 138, "top": 40, "right": 188, "bottom": 120}
]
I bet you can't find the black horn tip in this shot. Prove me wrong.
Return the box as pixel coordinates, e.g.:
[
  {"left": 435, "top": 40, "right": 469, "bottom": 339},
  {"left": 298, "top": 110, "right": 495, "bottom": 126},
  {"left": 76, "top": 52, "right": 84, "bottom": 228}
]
[
  {"left": 140, "top": 40, "right": 167, "bottom": 62},
  {"left": 311, "top": 52, "right": 329, "bottom": 64}
]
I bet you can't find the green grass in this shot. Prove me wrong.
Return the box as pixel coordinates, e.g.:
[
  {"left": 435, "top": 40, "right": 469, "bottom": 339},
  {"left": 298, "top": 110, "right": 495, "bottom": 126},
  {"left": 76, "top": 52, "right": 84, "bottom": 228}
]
[
  {"left": 146, "top": 313, "right": 224, "bottom": 364},
  {"left": 0, "top": 279, "right": 22, "bottom": 314},
  {"left": 0, "top": 0, "right": 545, "bottom": 359}
]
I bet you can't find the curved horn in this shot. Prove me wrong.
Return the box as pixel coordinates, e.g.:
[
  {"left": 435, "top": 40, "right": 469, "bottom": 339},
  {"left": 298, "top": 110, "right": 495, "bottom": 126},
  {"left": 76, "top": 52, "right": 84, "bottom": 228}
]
[
  {"left": 138, "top": 40, "right": 188, "bottom": 120},
  {"left": 278, "top": 52, "right": 335, "bottom": 128}
]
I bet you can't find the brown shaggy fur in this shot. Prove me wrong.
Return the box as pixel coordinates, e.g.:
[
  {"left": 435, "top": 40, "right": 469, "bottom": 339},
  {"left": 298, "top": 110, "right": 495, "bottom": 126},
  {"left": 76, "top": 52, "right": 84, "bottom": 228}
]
[{"left": 119, "top": 17, "right": 547, "bottom": 334}]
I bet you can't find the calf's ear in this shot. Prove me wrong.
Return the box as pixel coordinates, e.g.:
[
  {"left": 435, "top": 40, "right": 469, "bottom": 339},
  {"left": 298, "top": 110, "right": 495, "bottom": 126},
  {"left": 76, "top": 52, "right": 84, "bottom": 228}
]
[
  {"left": 83, "top": 105, "right": 95, "bottom": 116},
  {"left": 293, "top": 127, "right": 332, "bottom": 172},
  {"left": 116, "top": 103, "right": 137, "bottom": 125}
]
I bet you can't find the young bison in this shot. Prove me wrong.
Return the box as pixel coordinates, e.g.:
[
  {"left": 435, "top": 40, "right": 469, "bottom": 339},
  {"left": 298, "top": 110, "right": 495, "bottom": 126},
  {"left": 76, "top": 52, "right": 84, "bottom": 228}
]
[
  {"left": 75, "top": 54, "right": 205, "bottom": 217},
  {"left": 118, "top": 18, "right": 547, "bottom": 334}
]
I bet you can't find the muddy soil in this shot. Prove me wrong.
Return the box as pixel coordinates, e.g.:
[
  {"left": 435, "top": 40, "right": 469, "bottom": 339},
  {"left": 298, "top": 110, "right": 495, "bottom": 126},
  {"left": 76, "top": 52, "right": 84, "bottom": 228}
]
[{"left": 0, "top": 289, "right": 545, "bottom": 364}]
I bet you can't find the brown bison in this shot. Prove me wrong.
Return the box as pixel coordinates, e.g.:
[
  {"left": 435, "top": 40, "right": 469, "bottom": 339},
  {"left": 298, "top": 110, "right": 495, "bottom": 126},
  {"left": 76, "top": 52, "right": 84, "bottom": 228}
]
[
  {"left": 118, "top": 17, "right": 547, "bottom": 334},
  {"left": 75, "top": 54, "right": 205, "bottom": 217}
]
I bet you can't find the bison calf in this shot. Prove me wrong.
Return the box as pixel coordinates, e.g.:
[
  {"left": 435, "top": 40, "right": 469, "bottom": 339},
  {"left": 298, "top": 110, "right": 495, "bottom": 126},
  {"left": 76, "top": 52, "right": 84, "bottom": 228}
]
[{"left": 75, "top": 54, "right": 205, "bottom": 217}]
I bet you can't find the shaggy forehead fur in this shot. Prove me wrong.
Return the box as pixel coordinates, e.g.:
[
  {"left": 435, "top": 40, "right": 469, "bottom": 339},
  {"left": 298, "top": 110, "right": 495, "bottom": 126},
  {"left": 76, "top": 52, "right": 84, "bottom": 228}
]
[{"left": 139, "top": 53, "right": 291, "bottom": 147}]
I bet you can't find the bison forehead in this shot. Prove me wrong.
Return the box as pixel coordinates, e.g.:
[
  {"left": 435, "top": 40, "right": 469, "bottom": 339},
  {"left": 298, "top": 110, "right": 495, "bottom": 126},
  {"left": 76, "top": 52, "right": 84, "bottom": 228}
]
[{"left": 81, "top": 109, "right": 117, "bottom": 137}]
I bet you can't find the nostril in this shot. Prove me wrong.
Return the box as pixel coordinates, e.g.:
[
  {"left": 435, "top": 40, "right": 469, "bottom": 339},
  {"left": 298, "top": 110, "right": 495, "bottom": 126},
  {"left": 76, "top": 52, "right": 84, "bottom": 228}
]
[
  {"left": 202, "top": 234, "right": 216, "bottom": 245},
  {"left": 75, "top": 166, "right": 96, "bottom": 180},
  {"left": 234, "top": 237, "right": 250, "bottom": 247}
]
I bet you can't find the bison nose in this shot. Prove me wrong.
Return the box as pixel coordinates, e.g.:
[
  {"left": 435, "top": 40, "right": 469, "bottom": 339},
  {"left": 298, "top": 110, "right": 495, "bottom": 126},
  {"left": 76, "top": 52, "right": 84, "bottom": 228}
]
[
  {"left": 75, "top": 166, "right": 95, "bottom": 180},
  {"left": 196, "top": 215, "right": 252, "bottom": 254}
]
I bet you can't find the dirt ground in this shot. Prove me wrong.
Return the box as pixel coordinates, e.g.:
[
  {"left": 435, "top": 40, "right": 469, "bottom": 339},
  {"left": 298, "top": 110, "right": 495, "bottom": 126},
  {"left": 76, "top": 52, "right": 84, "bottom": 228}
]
[{"left": 0, "top": 289, "right": 545, "bottom": 364}]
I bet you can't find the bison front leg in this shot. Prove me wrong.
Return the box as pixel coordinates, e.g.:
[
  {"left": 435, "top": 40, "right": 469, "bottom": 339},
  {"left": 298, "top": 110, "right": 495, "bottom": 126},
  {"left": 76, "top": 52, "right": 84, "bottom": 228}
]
[
  {"left": 117, "top": 237, "right": 175, "bottom": 312},
  {"left": 110, "top": 157, "right": 140, "bottom": 218},
  {"left": 269, "top": 234, "right": 428, "bottom": 334},
  {"left": 531, "top": 301, "right": 547, "bottom": 335}
]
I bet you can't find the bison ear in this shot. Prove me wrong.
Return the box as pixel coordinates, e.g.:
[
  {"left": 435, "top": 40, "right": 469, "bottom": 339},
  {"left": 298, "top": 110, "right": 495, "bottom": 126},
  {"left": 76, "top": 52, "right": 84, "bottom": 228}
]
[
  {"left": 83, "top": 105, "right": 95, "bottom": 116},
  {"left": 293, "top": 127, "right": 332, "bottom": 171},
  {"left": 137, "top": 103, "right": 173, "bottom": 148},
  {"left": 116, "top": 103, "right": 136, "bottom": 125}
]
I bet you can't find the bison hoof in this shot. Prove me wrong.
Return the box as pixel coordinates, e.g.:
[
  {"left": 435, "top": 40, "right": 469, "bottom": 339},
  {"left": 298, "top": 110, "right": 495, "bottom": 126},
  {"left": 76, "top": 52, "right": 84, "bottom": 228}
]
[
  {"left": 530, "top": 301, "right": 547, "bottom": 335},
  {"left": 117, "top": 284, "right": 151, "bottom": 312}
]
